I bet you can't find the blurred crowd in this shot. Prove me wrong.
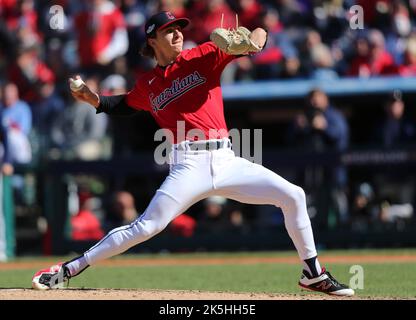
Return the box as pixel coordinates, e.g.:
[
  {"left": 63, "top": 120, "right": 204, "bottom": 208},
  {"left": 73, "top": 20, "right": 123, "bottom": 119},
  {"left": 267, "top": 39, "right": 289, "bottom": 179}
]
[
  {"left": 3, "top": 0, "right": 416, "bottom": 85},
  {"left": 1, "top": 0, "right": 416, "bottom": 240},
  {"left": 2, "top": 0, "right": 416, "bottom": 162}
]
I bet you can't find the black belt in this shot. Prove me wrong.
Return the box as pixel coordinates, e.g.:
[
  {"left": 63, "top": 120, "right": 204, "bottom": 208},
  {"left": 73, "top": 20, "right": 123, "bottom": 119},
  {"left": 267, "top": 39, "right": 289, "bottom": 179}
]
[{"left": 175, "top": 140, "right": 232, "bottom": 151}]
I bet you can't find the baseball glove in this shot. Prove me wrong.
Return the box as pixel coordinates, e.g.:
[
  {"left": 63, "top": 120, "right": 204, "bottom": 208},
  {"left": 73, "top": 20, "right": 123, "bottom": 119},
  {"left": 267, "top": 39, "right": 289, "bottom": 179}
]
[{"left": 210, "top": 26, "right": 262, "bottom": 55}]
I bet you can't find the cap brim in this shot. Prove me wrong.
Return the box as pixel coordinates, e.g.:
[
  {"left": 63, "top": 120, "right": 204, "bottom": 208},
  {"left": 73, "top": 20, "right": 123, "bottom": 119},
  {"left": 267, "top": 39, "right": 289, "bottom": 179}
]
[{"left": 158, "top": 18, "right": 190, "bottom": 32}]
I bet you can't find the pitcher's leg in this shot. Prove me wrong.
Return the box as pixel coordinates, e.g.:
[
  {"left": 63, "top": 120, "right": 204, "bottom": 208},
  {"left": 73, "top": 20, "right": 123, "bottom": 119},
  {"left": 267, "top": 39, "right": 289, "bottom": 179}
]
[
  {"left": 215, "top": 156, "right": 320, "bottom": 273},
  {"left": 68, "top": 154, "right": 213, "bottom": 275},
  {"left": 83, "top": 190, "right": 188, "bottom": 266}
]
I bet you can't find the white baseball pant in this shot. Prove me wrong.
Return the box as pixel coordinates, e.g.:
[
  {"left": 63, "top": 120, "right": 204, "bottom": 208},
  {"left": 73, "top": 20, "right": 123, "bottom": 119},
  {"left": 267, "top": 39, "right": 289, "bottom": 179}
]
[{"left": 84, "top": 138, "right": 317, "bottom": 265}]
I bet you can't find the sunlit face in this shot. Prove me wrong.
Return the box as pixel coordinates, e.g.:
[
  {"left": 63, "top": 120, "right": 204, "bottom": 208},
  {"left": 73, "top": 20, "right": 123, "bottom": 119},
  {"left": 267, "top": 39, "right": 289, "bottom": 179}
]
[
  {"left": 388, "top": 100, "right": 405, "bottom": 120},
  {"left": 150, "top": 24, "right": 184, "bottom": 59},
  {"left": 311, "top": 91, "right": 329, "bottom": 110}
]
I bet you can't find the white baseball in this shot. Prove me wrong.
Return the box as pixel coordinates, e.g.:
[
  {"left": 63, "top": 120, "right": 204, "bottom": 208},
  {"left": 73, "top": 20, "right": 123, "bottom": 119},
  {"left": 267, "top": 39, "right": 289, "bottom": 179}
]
[{"left": 70, "top": 78, "right": 85, "bottom": 92}]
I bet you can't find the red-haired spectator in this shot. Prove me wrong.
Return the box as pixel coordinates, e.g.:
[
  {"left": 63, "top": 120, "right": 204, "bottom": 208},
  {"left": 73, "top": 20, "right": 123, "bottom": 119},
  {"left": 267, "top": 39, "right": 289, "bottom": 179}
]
[{"left": 74, "top": 0, "right": 128, "bottom": 70}]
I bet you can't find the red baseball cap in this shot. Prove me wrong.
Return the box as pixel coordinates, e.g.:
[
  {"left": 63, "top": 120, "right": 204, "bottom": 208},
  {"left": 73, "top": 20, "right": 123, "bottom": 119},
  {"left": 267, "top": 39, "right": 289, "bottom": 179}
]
[{"left": 145, "top": 11, "right": 190, "bottom": 38}]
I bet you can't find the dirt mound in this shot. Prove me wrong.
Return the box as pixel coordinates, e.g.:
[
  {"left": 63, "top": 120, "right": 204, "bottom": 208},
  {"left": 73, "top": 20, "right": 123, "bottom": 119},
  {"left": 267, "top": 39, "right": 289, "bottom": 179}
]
[{"left": 0, "top": 288, "right": 372, "bottom": 300}]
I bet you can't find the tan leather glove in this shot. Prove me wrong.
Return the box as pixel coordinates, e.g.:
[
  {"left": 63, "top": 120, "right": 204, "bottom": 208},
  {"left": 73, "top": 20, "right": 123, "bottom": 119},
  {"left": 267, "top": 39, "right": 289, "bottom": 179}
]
[{"left": 210, "top": 26, "right": 262, "bottom": 55}]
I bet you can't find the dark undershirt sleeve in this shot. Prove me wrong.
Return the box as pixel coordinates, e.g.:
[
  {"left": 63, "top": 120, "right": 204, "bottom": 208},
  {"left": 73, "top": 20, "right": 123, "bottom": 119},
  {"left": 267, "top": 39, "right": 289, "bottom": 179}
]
[{"left": 96, "top": 95, "right": 139, "bottom": 116}]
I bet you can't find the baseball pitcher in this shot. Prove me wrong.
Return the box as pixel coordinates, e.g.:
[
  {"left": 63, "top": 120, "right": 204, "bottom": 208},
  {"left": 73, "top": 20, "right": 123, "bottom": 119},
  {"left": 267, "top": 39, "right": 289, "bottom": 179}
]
[{"left": 32, "top": 11, "right": 354, "bottom": 296}]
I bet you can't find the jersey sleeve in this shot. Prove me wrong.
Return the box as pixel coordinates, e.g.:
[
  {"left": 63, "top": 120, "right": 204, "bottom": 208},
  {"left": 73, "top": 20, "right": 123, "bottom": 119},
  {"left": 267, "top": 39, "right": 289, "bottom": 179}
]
[
  {"left": 125, "top": 80, "right": 151, "bottom": 111},
  {"left": 189, "top": 42, "right": 238, "bottom": 73}
]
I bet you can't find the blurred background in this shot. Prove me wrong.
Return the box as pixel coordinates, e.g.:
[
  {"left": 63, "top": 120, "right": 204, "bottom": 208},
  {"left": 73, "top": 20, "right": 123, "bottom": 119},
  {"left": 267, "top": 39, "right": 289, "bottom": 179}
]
[{"left": 1, "top": 0, "right": 416, "bottom": 261}]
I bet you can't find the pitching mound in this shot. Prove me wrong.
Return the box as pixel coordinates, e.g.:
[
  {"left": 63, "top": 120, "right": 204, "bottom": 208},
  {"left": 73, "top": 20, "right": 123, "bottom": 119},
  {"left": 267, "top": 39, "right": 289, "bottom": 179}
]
[{"left": 0, "top": 288, "right": 368, "bottom": 300}]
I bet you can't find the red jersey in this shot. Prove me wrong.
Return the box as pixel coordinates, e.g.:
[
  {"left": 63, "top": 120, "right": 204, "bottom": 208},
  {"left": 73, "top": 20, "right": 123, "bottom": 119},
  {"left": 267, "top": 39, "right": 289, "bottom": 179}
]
[
  {"left": 75, "top": 3, "right": 126, "bottom": 67},
  {"left": 126, "top": 42, "right": 237, "bottom": 143}
]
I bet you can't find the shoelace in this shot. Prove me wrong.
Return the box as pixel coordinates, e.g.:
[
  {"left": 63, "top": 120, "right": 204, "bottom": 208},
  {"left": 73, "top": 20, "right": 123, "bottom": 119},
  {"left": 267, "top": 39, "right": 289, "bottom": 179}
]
[
  {"left": 325, "top": 271, "right": 345, "bottom": 287},
  {"left": 63, "top": 267, "right": 71, "bottom": 288}
]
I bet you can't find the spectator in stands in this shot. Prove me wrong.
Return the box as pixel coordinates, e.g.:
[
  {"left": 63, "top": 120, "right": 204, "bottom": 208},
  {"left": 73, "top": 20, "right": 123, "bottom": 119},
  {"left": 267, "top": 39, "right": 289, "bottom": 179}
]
[
  {"left": 169, "top": 213, "right": 197, "bottom": 238},
  {"left": 196, "top": 196, "right": 248, "bottom": 234},
  {"left": 7, "top": 44, "right": 55, "bottom": 104},
  {"left": 44, "top": 39, "right": 71, "bottom": 88},
  {"left": 227, "top": 206, "right": 250, "bottom": 234},
  {"left": 357, "top": 0, "right": 390, "bottom": 30},
  {"left": 71, "top": 189, "right": 105, "bottom": 241},
  {"left": 291, "top": 88, "right": 349, "bottom": 224},
  {"left": 101, "top": 74, "right": 127, "bottom": 96},
  {"left": 185, "top": 0, "right": 235, "bottom": 44},
  {"left": 100, "top": 74, "right": 139, "bottom": 157},
  {"left": 158, "top": 0, "right": 187, "bottom": 18},
  {"left": 310, "top": 43, "right": 339, "bottom": 80},
  {"left": 310, "top": 0, "right": 348, "bottom": 43},
  {"left": 248, "top": 8, "right": 285, "bottom": 79},
  {"left": 385, "top": 0, "right": 412, "bottom": 65},
  {"left": 350, "top": 182, "right": 380, "bottom": 232},
  {"left": 293, "top": 88, "right": 349, "bottom": 154},
  {"left": 2, "top": 0, "right": 41, "bottom": 48},
  {"left": 0, "top": 101, "right": 13, "bottom": 262},
  {"left": 197, "top": 196, "right": 229, "bottom": 233},
  {"left": 0, "top": 84, "right": 14, "bottom": 176},
  {"left": 0, "top": 82, "right": 31, "bottom": 210},
  {"left": 0, "top": 82, "right": 32, "bottom": 164},
  {"left": 299, "top": 30, "right": 326, "bottom": 76},
  {"left": 257, "top": 8, "right": 303, "bottom": 80},
  {"left": 32, "top": 82, "right": 65, "bottom": 157},
  {"left": 73, "top": 0, "right": 128, "bottom": 74},
  {"left": 104, "top": 190, "right": 138, "bottom": 232},
  {"left": 374, "top": 90, "right": 416, "bottom": 148},
  {"left": 235, "top": 0, "right": 264, "bottom": 31},
  {"left": 348, "top": 30, "right": 398, "bottom": 77},
  {"left": 50, "top": 76, "right": 109, "bottom": 160},
  {"left": 279, "top": 55, "right": 303, "bottom": 79},
  {"left": 347, "top": 35, "right": 372, "bottom": 77},
  {"left": 398, "top": 35, "right": 416, "bottom": 76},
  {"left": 272, "top": 0, "right": 313, "bottom": 27},
  {"left": 120, "top": 0, "right": 150, "bottom": 73}
]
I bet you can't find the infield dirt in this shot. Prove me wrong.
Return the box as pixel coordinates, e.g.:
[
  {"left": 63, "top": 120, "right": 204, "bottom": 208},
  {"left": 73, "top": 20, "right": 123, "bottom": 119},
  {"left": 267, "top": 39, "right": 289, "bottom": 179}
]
[{"left": 0, "top": 288, "right": 386, "bottom": 300}]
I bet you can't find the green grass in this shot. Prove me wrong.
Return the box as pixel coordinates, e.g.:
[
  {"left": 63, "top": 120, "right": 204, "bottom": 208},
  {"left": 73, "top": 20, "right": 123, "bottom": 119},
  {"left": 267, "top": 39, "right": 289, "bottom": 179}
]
[
  {"left": 1, "top": 249, "right": 415, "bottom": 298},
  {"left": 9, "top": 247, "right": 416, "bottom": 261}
]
